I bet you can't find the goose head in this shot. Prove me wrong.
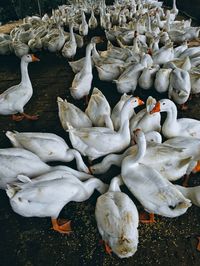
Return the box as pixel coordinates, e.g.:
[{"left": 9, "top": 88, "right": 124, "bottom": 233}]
[
  {"left": 145, "top": 131, "right": 162, "bottom": 144},
  {"left": 150, "top": 99, "right": 172, "bottom": 114},
  {"left": 22, "top": 54, "right": 40, "bottom": 63},
  {"left": 121, "top": 97, "right": 144, "bottom": 119}
]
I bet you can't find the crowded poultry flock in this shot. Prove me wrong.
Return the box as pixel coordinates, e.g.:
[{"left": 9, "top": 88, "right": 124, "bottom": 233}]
[{"left": 0, "top": 0, "right": 200, "bottom": 259}]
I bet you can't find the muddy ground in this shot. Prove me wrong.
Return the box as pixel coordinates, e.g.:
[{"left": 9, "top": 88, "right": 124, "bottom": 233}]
[{"left": 0, "top": 31, "right": 200, "bottom": 266}]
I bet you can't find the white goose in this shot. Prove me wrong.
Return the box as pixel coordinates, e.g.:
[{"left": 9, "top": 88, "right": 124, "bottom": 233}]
[
  {"left": 79, "top": 11, "right": 88, "bottom": 36},
  {"left": 164, "top": 57, "right": 191, "bottom": 72},
  {"left": 88, "top": 8, "right": 98, "bottom": 29},
  {"left": 69, "top": 41, "right": 93, "bottom": 100},
  {"left": 114, "top": 62, "right": 144, "bottom": 94},
  {"left": 90, "top": 132, "right": 163, "bottom": 175},
  {"left": 57, "top": 97, "right": 92, "bottom": 130},
  {"left": 62, "top": 23, "right": 77, "bottom": 59},
  {"left": 138, "top": 65, "right": 160, "bottom": 90},
  {"left": 154, "top": 68, "right": 172, "bottom": 93},
  {"left": 150, "top": 99, "right": 200, "bottom": 139},
  {"left": 0, "top": 148, "right": 93, "bottom": 189},
  {"left": 168, "top": 68, "right": 191, "bottom": 106},
  {"left": 28, "top": 36, "right": 43, "bottom": 52},
  {"left": 6, "top": 170, "right": 107, "bottom": 234},
  {"left": 152, "top": 42, "right": 174, "bottom": 65},
  {"left": 67, "top": 97, "right": 144, "bottom": 161},
  {"left": 68, "top": 36, "right": 100, "bottom": 73},
  {"left": 189, "top": 68, "right": 200, "bottom": 94},
  {"left": 173, "top": 41, "right": 188, "bottom": 58},
  {"left": 0, "top": 39, "right": 12, "bottom": 55},
  {"left": 12, "top": 38, "right": 30, "bottom": 58},
  {"left": 85, "top": 88, "right": 114, "bottom": 129},
  {"left": 6, "top": 131, "right": 89, "bottom": 173},
  {"left": 130, "top": 96, "right": 161, "bottom": 136},
  {"left": 47, "top": 26, "right": 65, "bottom": 53},
  {"left": 0, "top": 54, "right": 39, "bottom": 121},
  {"left": 95, "top": 176, "right": 139, "bottom": 258},
  {"left": 111, "top": 94, "right": 135, "bottom": 131},
  {"left": 121, "top": 129, "right": 191, "bottom": 218}
]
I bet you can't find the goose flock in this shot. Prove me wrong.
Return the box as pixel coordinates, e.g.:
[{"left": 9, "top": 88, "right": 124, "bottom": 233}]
[{"left": 0, "top": 0, "right": 200, "bottom": 260}]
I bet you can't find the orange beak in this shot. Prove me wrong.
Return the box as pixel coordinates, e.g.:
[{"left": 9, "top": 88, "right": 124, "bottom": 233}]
[
  {"left": 192, "top": 161, "right": 200, "bottom": 173},
  {"left": 150, "top": 102, "right": 160, "bottom": 114},
  {"left": 136, "top": 97, "right": 144, "bottom": 106},
  {"left": 31, "top": 54, "right": 40, "bottom": 62}
]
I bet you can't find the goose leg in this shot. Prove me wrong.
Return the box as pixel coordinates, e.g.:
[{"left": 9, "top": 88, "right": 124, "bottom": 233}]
[
  {"left": 139, "top": 212, "right": 156, "bottom": 224},
  {"left": 12, "top": 114, "right": 24, "bottom": 121},
  {"left": 100, "top": 240, "right": 112, "bottom": 255},
  {"left": 51, "top": 218, "right": 72, "bottom": 234},
  {"left": 21, "top": 112, "right": 39, "bottom": 120},
  {"left": 105, "top": 242, "right": 112, "bottom": 255}
]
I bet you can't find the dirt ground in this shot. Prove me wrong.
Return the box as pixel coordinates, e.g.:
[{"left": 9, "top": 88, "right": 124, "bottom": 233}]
[{"left": 0, "top": 36, "right": 200, "bottom": 266}]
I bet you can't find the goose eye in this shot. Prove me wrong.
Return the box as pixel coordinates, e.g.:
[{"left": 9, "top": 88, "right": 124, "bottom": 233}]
[{"left": 163, "top": 102, "right": 165, "bottom": 105}]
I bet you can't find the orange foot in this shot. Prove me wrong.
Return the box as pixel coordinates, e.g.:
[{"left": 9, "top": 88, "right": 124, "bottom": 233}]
[
  {"left": 139, "top": 212, "right": 156, "bottom": 224},
  {"left": 197, "top": 237, "right": 200, "bottom": 252},
  {"left": 51, "top": 218, "right": 72, "bottom": 234},
  {"left": 99, "top": 240, "right": 112, "bottom": 255},
  {"left": 22, "top": 112, "right": 39, "bottom": 120}
]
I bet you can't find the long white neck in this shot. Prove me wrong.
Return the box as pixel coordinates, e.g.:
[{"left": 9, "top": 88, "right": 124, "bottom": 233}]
[
  {"left": 109, "top": 175, "right": 123, "bottom": 192},
  {"left": 119, "top": 102, "right": 132, "bottom": 130},
  {"left": 166, "top": 11, "right": 170, "bottom": 31},
  {"left": 173, "top": 0, "right": 177, "bottom": 11},
  {"left": 82, "top": 12, "right": 86, "bottom": 24},
  {"left": 91, "top": 153, "right": 124, "bottom": 174},
  {"left": 163, "top": 102, "right": 178, "bottom": 132},
  {"left": 92, "top": 43, "right": 100, "bottom": 61},
  {"left": 83, "top": 178, "right": 107, "bottom": 195},
  {"left": 69, "top": 24, "right": 75, "bottom": 42},
  {"left": 83, "top": 43, "right": 93, "bottom": 72},
  {"left": 122, "top": 134, "right": 146, "bottom": 176},
  {"left": 147, "top": 14, "right": 152, "bottom": 32},
  {"left": 153, "top": 39, "right": 159, "bottom": 52},
  {"left": 118, "top": 120, "right": 131, "bottom": 145},
  {"left": 156, "top": 12, "right": 161, "bottom": 26},
  {"left": 52, "top": 165, "right": 91, "bottom": 181},
  {"left": 20, "top": 60, "right": 32, "bottom": 87},
  {"left": 118, "top": 102, "right": 136, "bottom": 144},
  {"left": 133, "top": 36, "right": 139, "bottom": 54},
  {"left": 130, "top": 135, "right": 146, "bottom": 165}
]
